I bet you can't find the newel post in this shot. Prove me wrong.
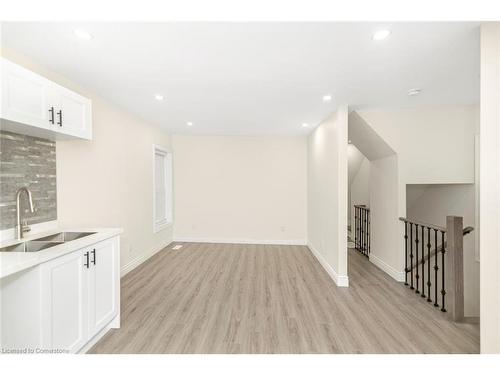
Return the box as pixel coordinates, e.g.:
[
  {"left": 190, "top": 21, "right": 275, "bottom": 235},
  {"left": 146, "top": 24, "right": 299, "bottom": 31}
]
[{"left": 446, "top": 216, "right": 464, "bottom": 322}]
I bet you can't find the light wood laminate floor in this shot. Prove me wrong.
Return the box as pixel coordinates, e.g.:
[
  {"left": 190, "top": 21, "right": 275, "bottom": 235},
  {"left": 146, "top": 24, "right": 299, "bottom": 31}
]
[{"left": 89, "top": 243, "right": 479, "bottom": 353}]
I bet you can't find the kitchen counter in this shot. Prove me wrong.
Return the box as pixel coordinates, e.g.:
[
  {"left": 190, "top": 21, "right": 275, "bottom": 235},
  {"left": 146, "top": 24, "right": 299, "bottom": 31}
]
[{"left": 0, "top": 227, "right": 123, "bottom": 279}]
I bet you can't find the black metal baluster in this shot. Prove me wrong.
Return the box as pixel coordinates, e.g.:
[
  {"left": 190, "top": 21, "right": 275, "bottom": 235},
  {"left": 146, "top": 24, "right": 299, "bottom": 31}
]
[
  {"left": 434, "top": 229, "right": 439, "bottom": 307},
  {"left": 410, "top": 223, "right": 414, "bottom": 290},
  {"left": 421, "top": 225, "right": 425, "bottom": 298},
  {"left": 404, "top": 221, "right": 408, "bottom": 286},
  {"left": 361, "top": 208, "right": 364, "bottom": 254},
  {"left": 361, "top": 209, "right": 365, "bottom": 254},
  {"left": 415, "top": 224, "right": 420, "bottom": 294},
  {"left": 355, "top": 207, "right": 358, "bottom": 249},
  {"left": 440, "top": 231, "right": 446, "bottom": 312},
  {"left": 360, "top": 208, "right": 363, "bottom": 252},
  {"left": 354, "top": 207, "right": 357, "bottom": 249},
  {"left": 358, "top": 207, "right": 361, "bottom": 251},
  {"left": 426, "top": 227, "right": 432, "bottom": 302},
  {"left": 364, "top": 209, "right": 367, "bottom": 255},
  {"left": 367, "top": 211, "right": 370, "bottom": 255},
  {"left": 361, "top": 208, "right": 366, "bottom": 254},
  {"left": 356, "top": 207, "right": 358, "bottom": 250},
  {"left": 363, "top": 209, "right": 367, "bottom": 255}
]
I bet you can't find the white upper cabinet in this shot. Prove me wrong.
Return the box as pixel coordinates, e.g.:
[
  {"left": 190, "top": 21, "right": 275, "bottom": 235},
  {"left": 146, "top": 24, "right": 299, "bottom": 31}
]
[
  {"left": 1, "top": 58, "right": 53, "bottom": 129},
  {"left": 53, "top": 83, "right": 92, "bottom": 139},
  {"left": 1, "top": 57, "right": 92, "bottom": 140}
]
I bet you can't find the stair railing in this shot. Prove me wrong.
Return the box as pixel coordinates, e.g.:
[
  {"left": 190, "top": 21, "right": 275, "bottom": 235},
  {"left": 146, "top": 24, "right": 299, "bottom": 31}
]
[
  {"left": 354, "top": 205, "right": 370, "bottom": 257},
  {"left": 407, "top": 226, "right": 474, "bottom": 272},
  {"left": 399, "top": 216, "right": 472, "bottom": 322}
]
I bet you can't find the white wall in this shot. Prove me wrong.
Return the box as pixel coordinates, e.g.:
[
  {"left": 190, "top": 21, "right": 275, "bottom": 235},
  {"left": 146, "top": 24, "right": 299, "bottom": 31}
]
[
  {"left": 172, "top": 135, "right": 307, "bottom": 244},
  {"left": 369, "top": 155, "right": 403, "bottom": 280},
  {"left": 406, "top": 184, "right": 479, "bottom": 317},
  {"left": 356, "top": 106, "right": 477, "bottom": 185},
  {"left": 347, "top": 144, "right": 364, "bottom": 228},
  {"left": 480, "top": 22, "right": 500, "bottom": 354},
  {"left": 347, "top": 144, "right": 370, "bottom": 233},
  {"left": 348, "top": 111, "right": 395, "bottom": 160},
  {"left": 307, "top": 107, "right": 349, "bottom": 286},
  {"left": 350, "top": 156, "right": 370, "bottom": 234},
  {"left": 1, "top": 48, "right": 174, "bottom": 274}
]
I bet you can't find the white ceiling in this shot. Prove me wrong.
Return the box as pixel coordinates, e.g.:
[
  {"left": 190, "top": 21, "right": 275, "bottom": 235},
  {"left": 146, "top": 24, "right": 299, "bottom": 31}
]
[{"left": 1, "top": 22, "right": 480, "bottom": 136}]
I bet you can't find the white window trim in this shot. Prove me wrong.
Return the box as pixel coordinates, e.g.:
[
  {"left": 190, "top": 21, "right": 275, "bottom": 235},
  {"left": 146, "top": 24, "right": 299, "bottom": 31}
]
[{"left": 153, "top": 145, "right": 173, "bottom": 233}]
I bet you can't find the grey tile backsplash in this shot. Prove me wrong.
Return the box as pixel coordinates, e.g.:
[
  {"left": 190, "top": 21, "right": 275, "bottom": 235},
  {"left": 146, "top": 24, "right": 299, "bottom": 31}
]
[{"left": 0, "top": 130, "right": 57, "bottom": 230}]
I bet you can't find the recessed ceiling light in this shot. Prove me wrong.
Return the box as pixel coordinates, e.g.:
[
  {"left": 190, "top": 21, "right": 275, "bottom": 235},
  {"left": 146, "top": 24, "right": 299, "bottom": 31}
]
[
  {"left": 302, "top": 123, "right": 309, "bottom": 128},
  {"left": 322, "top": 94, "right": 332, "bottom": 102},
  {"left": 74, "top": 28, "right": 93, "bottom": 40},
  {"left": 348, "top": 140, "right": 352, "bottom": 144},
  {"left": 407, "top": 88, "right": 422, "bottom": 96},
  {"left": 154, "top": 94, "right": 164, "bottom": 101},
  {"left": 372, "top": 30, "right": 391, "bottom": 41},
  {"left": 187, "top": 122, "right": 193, "bottom": 126}
]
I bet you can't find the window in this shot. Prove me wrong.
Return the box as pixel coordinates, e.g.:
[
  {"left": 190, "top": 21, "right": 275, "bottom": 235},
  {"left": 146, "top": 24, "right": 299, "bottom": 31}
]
[{"left": 153, "top": 145, "right": 172, "bottom": 233}]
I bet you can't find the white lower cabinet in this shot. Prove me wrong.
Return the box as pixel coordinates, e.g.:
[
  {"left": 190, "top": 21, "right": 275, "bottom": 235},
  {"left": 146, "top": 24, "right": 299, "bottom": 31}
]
[
  {"left": 40, "top": 248, "right": 89, "bottom": 352},
  {"left": 87, "top": 239, "right": 119, "bottom": 338},
  {"left": 0, "top": 235, "right": 120, "bottom": 354}
]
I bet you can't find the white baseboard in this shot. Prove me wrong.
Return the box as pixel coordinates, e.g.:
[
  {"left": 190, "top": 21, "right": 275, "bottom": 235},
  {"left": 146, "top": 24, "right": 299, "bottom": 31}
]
[
  {"left": 120, "top": 239, "right": 173, "bottom": 277},
  {"left": 307, "top": 242, "right": 349, "bottom": 287},
  {"left": 173, "top": 237, "right": 307, "bottom": 246},
  {"left": 369, "top": 253, "right": 405, "bottom": 282}
]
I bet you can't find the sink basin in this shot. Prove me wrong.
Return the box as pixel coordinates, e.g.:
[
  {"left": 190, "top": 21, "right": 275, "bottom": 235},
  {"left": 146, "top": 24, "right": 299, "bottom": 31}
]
[
  {"left": 0, "top": 232, "right": 96, "bottom": 253},
  {"left": 34, "top": 231, "right": 96, "bottom": 242},
  {"left": 0, "top": 240, "right": 62, "bottom": 253}
]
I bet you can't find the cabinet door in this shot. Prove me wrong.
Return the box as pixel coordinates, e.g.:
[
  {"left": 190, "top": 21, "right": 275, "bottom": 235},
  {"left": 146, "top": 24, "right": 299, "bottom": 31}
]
[
  {"left": 40, "top": 249, "right": 89, "bottom": 353},
  {"left": 53, "top": 83, "right": 92, "bottom": 139},
  {"left": 1, "top": 58, "right": 54, "bottom": 130},
  {"left": 88, "top": 238, "right": 119, "bottom": 338}
]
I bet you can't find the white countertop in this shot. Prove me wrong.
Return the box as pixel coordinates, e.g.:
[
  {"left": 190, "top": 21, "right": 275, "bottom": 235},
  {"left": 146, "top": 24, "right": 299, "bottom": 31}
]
[{"left": 0, "top": 227, "right": 123, "bottom": 279}]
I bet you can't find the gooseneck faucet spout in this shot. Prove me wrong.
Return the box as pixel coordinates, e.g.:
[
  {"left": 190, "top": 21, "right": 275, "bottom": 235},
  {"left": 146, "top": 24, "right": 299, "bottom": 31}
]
[{"left": 15, "top": 187, "right": 35, "bottom": 240}]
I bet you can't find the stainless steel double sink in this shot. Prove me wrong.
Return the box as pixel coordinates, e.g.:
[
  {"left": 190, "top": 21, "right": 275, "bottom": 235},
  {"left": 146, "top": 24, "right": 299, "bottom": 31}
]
[{"left": 0, "top": 232, "right": 96, "bottom": 253}]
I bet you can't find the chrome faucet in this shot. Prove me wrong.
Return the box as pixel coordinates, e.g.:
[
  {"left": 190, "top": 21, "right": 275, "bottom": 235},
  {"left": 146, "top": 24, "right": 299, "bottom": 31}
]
[{"left": 15, "top": 187, "right": 35, "bottom": 240}]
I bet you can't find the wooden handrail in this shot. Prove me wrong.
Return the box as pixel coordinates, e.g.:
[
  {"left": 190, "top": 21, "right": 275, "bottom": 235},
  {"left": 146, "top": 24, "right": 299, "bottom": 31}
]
[{"left": 399, "top": 217, "right": 446, "bottom": 232}]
